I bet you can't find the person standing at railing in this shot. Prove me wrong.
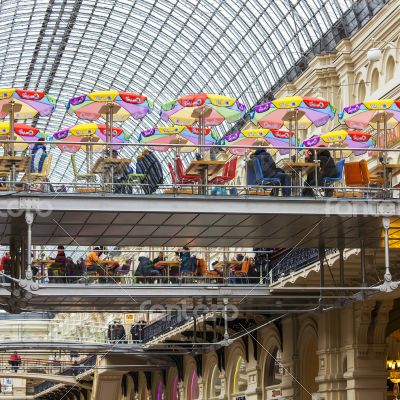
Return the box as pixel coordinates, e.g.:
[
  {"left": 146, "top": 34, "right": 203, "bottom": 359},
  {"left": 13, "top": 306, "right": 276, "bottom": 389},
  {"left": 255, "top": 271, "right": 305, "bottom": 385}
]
[
  {"left": 0, "top": 251, "right": 11, "bottom": 282},
  {"left": 8, "top": 352, "right": 21, "bottom": 373},
  {"left": 30, "top": 138, "right": 47, "bottom": 173}
]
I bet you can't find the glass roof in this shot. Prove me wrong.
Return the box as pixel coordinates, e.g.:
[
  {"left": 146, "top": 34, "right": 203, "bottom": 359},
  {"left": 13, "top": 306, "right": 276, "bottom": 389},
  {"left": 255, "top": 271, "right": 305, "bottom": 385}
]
[{"left": 0, "top": 0, "right": 355, "bottom": 182}]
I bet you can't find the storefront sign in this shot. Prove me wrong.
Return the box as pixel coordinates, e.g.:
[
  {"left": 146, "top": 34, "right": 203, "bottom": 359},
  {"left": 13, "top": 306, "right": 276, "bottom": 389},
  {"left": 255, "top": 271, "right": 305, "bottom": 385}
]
[{"left": 124, "top": 314, "right": 135, "bottom": 324}]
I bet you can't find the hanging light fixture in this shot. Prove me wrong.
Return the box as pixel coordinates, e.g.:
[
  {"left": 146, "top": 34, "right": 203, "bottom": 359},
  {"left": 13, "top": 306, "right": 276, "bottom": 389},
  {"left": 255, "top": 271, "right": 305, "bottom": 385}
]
[{"left": 387, "top": 358, "right": 400, "bottom": 399}]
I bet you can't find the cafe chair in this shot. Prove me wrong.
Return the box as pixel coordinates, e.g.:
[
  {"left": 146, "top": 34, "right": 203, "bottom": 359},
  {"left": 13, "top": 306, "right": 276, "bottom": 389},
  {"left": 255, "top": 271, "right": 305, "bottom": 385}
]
[
  {"left": 166, "top": 162, "right": 198, "bottom": 194},
  {"left": 28, "top": 154, "right": 53, "bottom": 182},
  {"left": 344, "top": 160, "right": 384, "bottom": 198},
  {"left": 71, "top": 155, "right": 97, "bottom": 183},
  {"left": 322, "top": 159, "right": 345, "bottom": 186},
  {"left": 253, "top": 158, "right": 281, "bottom": 188},
  {"left": 176, "top": 158, "right": 202, "bottom": 183},
  {"left": 321, "top": 159, "right": 345, "bottom": 196},
  {"left": 115, "top": 262, "right": 132, "bottom": 284},
  {"left": 209, "top": 157, "right": 238, "bottom": 185},
  {"left": 233, "top": 259, "right": 252, "bottom": 284},
  {"left": 196, "top": 258, "right": 221, "bottom": 283}
]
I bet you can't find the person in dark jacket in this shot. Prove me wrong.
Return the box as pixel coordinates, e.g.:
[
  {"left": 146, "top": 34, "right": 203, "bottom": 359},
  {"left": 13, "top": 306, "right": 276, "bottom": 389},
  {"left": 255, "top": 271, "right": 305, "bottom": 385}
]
[
  {"left": 251, "top": 148, "right": 291, "bottom": 196},
  {"left": 303, "top": 148, "right": 337, "bottom": 196},
  {"left": 30, "top": 138, "right": 47, "bottom": 173},
  {"left": 115, "top": 321, "right": 126, "bottom": 342},
  {"left": 135, "top": 150, "right": 163, "bottom": 194}
]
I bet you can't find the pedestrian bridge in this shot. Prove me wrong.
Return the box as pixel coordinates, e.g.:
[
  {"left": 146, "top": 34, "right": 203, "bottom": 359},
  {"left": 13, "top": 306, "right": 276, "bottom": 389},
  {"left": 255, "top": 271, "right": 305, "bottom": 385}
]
[{"left": 0, "top": 372, "right": 90, "bottom": 389}]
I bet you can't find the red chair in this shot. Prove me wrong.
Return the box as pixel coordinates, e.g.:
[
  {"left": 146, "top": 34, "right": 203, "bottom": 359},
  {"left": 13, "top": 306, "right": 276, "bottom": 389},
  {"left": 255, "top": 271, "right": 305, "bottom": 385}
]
[
  {"left": 176, "top": 158, "right": 202, "bottom": 183},
  {"left": 209, "top": 157, "right": 238, "bottom": 185},
  {"left": 168, "top": 161, "right": 201, "bottom": 184}
]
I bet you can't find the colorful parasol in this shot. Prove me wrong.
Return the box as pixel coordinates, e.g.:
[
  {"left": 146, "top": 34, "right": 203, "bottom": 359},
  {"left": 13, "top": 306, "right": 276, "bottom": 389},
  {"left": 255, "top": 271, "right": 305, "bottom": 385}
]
[
  {"left": 301, "top": 130, "right": 375, "bottom": 157},
  {"left": 0, "top": 122, "right": 47, "bottom": 152},
  {"left": 52, "top": 123, "right": 130, "bottom": 173},
  {"left": 222, "top": 129, "right": 295, "bottom": 156},
  {"left": 52, "top": 123, "right": 130, "bottom": 152},
  {"left": 160, "top": 93, "right": 246, "bottom": 155},
  {"left": 66, "top": 90, "right": 152, "bottom": 155},
  {"left": 339, "top": 100, "right": 400, "bottom": 164},
  {"left": 0, "top": 88, "right": 56, "bottom": 120},
  {"left": 338, "top": 100, "right": 400, "bottom": 130},
  {"left": 160, "top": 94, "right": 246, "bottom": 126},
  {"left": 250, "top": 96, "right": 336, "bottom": 160},
  {"left": 0, "top": 88, "right": 56, "bottom": 183},
  {"left": 138, "top": 125, "right": 216, "bottom": 153}
]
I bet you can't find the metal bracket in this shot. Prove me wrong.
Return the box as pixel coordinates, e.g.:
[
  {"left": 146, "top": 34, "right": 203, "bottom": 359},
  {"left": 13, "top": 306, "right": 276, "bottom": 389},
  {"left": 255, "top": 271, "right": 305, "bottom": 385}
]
[{"left": 380, "top": 274, "right": 399, "bottom": 292}]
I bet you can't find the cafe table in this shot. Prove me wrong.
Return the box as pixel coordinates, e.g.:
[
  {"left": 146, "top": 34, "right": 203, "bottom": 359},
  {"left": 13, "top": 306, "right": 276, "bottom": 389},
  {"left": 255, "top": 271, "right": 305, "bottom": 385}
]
[
  {"left": 281, "top": 161, "right": 318, "bottom": 196},
  {"left": 185, "top": 160, "right": 225, "bottom": 195},
  {"left": 156, "top": 260, "right": 180, "bottom": 283},
  {"left": 212, "top": 260, "right": 243, "bottom": 283},
  {"left": 91, "top": 157, "right": 131, "bottom": 192},
  {"left": 0, "top": 156, "right": 30, "bottom": 189},
  {"left": 368, "top": 163, "right": 400, "bottom": 191}
]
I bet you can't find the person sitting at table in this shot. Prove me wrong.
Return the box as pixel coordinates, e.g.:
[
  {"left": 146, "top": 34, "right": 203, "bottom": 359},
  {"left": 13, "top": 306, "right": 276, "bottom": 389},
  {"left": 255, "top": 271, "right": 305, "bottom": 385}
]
[
  {"left": 111, "top": 150, "right": 134, "bottom": 194},
  {"left": 85, "top": 247, "right": 102, "bottom": 274},
  {"left": 152, "top": 251, "right": 166, "bottom": 270},
  {"left": 302, "top": 148, "right": 337, "bottom": 197},
  {"left": 135, "top": 254, "right": 160, "bottom": 282},
  {"left": 30, "top": 138, "right": 48, "bottom": 173},
  {"left": 180, "top": 246, "right": 194, "bottom": 276},
  {"left": 251, "top": 148, "right": 291, "bottom": 196},
  {"left": 49, "top": 245, "right": 67, "bottom": 283}
]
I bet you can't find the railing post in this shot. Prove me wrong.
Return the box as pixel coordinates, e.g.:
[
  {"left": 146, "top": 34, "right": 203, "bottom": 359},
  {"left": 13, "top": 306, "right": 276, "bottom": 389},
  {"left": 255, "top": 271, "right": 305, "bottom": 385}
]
[
  {"left": 380, "top": 217, "right": 398, "bottom": 292},
  {"left": 339, "top": 247, "right": 344, "bottom": 288},
  {"left": 360, "top": 239, "right": 366, "bottom": 289},
  {"left": 319, "top": 247, "right": 325, "bottom": 305}
]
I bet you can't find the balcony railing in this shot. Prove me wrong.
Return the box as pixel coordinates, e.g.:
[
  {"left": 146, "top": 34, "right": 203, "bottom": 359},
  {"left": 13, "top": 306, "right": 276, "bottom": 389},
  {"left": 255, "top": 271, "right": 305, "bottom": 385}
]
[
  {"left": 269, "top": 248, "right": 338, "bottom": 282},
  {"left": 0, "top": 140, "right": 397, "bottom": 199}
]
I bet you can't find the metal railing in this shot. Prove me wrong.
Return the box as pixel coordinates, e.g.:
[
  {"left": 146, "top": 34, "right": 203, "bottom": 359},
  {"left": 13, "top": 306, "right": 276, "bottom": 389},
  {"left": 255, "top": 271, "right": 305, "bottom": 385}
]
[
  {"left": 33, "top": 355, "right": 96, "bottom": 395},
  {"left": 269, "top": 248, "right": 338, "bottom": 282},
  {"left": 0, "top": 140, "right": 398, "bottom": 199}
]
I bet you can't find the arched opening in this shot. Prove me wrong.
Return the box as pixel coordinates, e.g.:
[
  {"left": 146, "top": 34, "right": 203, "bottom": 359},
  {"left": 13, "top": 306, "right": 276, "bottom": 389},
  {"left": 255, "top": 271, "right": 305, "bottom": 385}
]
[
  {"left": 139, "top": 372, "right": 150, "bottom": 400},
  {"left": 386, "top": 56, "right": 395, "bottom": 82},
  {"left": 188, "top": 370, "right": 199, "bottom": 400},
  {"left": 170, "top": 373, "right": 180, "bottom": 400},
  {"left": 264, "top": 346, "right": 282, "bottom": 386},
  {"left": 156, "top": 381, "right": 165, "bottom": 400},
  {"left": 209, "top": 365, "right": 222, "bottom": 399},
  {"left": 358, "top": 80, "right": 366, "bottom": 102},
  {"left": 232, "top": 356, "right": 248, "bottom": 396},
  {"left": 371, "top": 69, "right": 379, "bottom": 93},
  {"left": 299, "top": 329, "right": 319, "bottom": 400}
]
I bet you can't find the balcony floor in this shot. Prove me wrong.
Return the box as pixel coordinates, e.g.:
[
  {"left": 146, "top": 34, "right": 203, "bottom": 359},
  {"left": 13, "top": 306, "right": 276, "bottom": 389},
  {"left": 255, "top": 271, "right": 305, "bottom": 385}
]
[{"left": 0, "top": 193, "right": 399, "bottom": 248}]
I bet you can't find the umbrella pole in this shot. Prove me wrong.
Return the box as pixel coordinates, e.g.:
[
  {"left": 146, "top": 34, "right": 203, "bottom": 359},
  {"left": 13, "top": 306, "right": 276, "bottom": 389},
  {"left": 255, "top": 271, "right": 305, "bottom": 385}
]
[
  {"left": 294, "top": 110, "right": 298, "bottom": 162},
  {"left": 109, "top": 104, "right": 114, "bottom": 157},
  {"left": 9, "top": 100, "right": 16, "bottom": 188},
  {"left": 105, "top": 105, "right": 110, "bottom": 158},
  {"left": 288, "top": 118, "right": 293, "bottom": 161},
  {"left": 200, "top": 106, "right": 205, "bottom": 157}
]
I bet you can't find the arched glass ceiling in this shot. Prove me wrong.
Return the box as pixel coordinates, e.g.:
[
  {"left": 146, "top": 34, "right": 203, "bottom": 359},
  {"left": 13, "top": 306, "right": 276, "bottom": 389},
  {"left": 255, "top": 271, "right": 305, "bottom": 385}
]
[{"left": 0, "top": 0, "right": 358, "bottom": 182}]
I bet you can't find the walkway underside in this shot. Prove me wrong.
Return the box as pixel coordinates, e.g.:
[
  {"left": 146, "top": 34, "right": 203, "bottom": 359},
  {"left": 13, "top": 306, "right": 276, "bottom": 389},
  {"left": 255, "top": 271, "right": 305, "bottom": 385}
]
[
  {"left": 0, "top": 284, "right": 378, "bottom": 313},
  {"left": 0, "top": 194, "right": 399, "bottom": 247},
  {"left": 0, "top": 341, "right": 142, "bottom": 353}
]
